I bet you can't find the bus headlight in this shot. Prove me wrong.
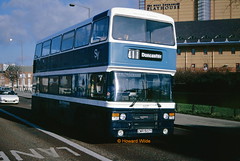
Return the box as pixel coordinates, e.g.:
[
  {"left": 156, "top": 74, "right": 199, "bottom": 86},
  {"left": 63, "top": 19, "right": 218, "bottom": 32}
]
[
  {"left": 163, "top": 128, "right": 168, "bottom": 135},
  {"left": 118, "top": 130, "right": 124, "bottom": 136},
  {"left": 120, "top": 113, "right": 126, "bottom": 120},
  {"left": 163, "top": 113, "right": 169, "bottom": 119},
  {"left": 163, "top": 113, "right": 175, "bottom": 120},
  {"left": 112, "top": 113, "right": 127, "bottom": 121}
]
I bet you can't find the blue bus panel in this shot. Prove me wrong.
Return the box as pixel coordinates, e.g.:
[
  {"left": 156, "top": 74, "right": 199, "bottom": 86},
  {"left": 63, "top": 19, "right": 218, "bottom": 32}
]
[
  {"left": 34, "top": 42, "right": 176, "bottom": 73},
  {"left": 109, "top": 42, "right": 176, "bottom": 71}
]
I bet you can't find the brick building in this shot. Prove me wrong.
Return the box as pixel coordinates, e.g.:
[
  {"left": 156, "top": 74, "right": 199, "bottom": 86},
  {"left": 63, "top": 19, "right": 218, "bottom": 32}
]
[
  {"left": 140, "top": 0, "right": 240, "bottom": 22},
  {"left": 0, "top": 64, "right": 33, "bottom": 91},
  {"left": 140, "top": 0, "right": 240, "bottom": 71},
  {"left": 176, "top": 19, "right": 240, "bottom": 72}
]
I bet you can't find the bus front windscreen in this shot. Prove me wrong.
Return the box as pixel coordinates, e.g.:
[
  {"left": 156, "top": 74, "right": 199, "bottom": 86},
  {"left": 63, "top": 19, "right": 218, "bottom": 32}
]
[
  {"left": 112, "top": 16, "right": 175, "bottom": 46},
  {"left": 108, "top": 72, "right": 173, "bottom": 102}
]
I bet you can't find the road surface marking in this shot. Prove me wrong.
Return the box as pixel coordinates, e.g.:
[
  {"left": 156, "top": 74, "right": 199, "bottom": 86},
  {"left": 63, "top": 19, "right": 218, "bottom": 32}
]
[
  {"left": 0, "top": 108, "right": 111, "bottom": 161},
  {"left": 1, "top": 147, "right": 80, "bottom": 161}
]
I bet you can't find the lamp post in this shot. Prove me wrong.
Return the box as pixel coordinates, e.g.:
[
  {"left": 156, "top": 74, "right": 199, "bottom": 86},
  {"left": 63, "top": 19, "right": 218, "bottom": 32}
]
[
  {"left": 9, "top": 38, "right": 23, "bottom": 66},
  {"left": 69, "top": 3, "right": 91, "bottom": 18},
  {"left": 9, "top": 38, "right": 24, "bottom": 91}
]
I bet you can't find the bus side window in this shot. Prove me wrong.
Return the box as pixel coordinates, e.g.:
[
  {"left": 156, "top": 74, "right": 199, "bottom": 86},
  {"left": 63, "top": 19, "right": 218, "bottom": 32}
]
[
  {"left": 51, "top": 35, "right": 61, "bottom": 54},
  {"left": 49, "top": 76, "right": 59, "bottom": 95},
  {"left": 39, "top": 77, "right": 48, "bottom": 93},
  {"left": 32, "top": 77, "right": 40, "bottom": 94},
  {"left": 91, "top": 17, "right": 109, "bottom": 43},
  {"left": 61, "top": 30, "right": 75, "bottom": 51},
  {"left": 72, "top": 74, "right": 87, "bottom": 97},
  {"left": 75, "top": 24, "right": 91, "bottom": 48},
  {"left": 42, "top": 40, "right": 51, "bottom": 56},
  {"left": 35, "top": 43, "right": 42, "bottom": 58},
  {"left": 59, "top": 75, "right": 72, "bottom": 95},
  {"left": 88, "top": 73, "right": 107, "bottom": 100}
]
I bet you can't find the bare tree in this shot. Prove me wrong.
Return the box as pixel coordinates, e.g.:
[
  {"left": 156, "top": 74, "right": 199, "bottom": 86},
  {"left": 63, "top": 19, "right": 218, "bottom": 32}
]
[{"left": 4, "top": 65, "right": 21, "bottom": 88}]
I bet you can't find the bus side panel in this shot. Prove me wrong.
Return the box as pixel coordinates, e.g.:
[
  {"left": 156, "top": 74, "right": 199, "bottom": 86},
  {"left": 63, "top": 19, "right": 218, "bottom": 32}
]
[
  {"left": 32, "top": 96, "right": 175, "bottom": 139},
  {"left": 88, "top": 43, "right": 109, "bottom": 67},
  {"left": 32, "top": 96, "right": 111, "bottom": 139},
  {"left": 109, "top": 42, "right": 176, "bottom": 71},
  {"left": 34, "top": 43, "right": 109, "bottom": 73}
]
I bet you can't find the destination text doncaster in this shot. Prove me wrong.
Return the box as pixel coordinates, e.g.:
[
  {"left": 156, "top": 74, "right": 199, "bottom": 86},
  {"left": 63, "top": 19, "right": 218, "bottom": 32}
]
[{"left": 141, "top": 53, "right": 162, "bottom": 59}]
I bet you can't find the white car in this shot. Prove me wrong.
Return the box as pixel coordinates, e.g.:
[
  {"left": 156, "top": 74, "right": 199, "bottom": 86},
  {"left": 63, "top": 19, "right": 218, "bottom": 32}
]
[{"left": 0, "top": 91, "right": 19, "bottom": 104}]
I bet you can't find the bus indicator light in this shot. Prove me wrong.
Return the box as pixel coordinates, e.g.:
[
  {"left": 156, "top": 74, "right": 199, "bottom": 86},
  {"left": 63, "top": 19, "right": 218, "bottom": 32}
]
[
  {"left": 112, "top": 113, "right": 120, "bottom": 120},
  {"left": 169, "top": 113, "right": 175, "bottom": 120}
]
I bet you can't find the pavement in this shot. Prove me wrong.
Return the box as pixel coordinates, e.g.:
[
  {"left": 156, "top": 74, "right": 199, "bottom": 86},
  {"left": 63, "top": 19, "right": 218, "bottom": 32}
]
[
  {"left": 17, "top": 91, "right": 240, "bottom": 128},
  {"left": 175, "top": 113, "right": 240, "bottom": 128},
  {"left": 16, "top": 91, "right": 32, "bottom": 99}
]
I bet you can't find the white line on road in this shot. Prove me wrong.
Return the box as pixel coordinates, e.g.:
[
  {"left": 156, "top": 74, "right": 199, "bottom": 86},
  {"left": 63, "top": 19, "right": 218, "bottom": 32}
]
[{"left": 0, "top": 108, "right": 112, "bottom": 161}]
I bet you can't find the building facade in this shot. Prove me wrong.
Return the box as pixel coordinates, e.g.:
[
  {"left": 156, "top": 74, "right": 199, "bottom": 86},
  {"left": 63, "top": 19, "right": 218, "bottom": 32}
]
[
  {"left": 0, "top": 64, "right": 10, "bottom": 87},
  {"left": 176, "top": 19, "right": 240, "bottom": 72},
  {"left": 0, "top": 64, "right": 33, "bottom": 91},
  {"left": 141, "top": 0, "right": 240, "bottom": 22},
  {"left": 140, "top": 0, "right": 240, "bottom": 72},
  {"left": 18, "top": 66, "right": 33, "bottom": 91}
]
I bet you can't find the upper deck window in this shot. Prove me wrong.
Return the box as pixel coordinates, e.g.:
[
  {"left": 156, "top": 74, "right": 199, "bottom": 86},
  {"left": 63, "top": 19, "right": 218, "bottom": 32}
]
[
  {"left": 113, "top": 16, "right": 175, "bottom": 46},
  {"left": 51, "top": 35, "right": 61, "bottom": 54},
  {"left": 91, "top": 17, "right": 109, "bottom": 43},
  {"left": 35, "top": 43, "right": 42, "bottom": 58},
  {"left": 42, "top": 40, "right": 51, "bottom": 56},
  {"left": 61, "top": 30, "right": 75, "bottom": 51},
  {"left": 75, "top": 24, "right": 91, "bottom": 47}
]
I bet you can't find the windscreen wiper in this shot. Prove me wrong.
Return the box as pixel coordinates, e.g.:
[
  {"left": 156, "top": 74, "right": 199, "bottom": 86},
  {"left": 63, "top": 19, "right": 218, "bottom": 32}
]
[
  {"left": 129, "top": 91, "right": 144, "bottom": 107},
  {"left": 155, "top": 99, "right": 161, "bottom": 107},
  {"left": 130, "top": 81, "right": 146, "bottom": 107},
  {"left": 129, "top": 96, "right": 139, "bottom": 107}
]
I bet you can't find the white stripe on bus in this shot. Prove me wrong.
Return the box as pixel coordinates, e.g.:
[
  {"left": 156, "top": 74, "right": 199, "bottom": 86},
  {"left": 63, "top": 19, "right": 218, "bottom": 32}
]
[
  {"left": 33, "top": 93, "right": 175, "bottom": 109},
  {"left": 33, "top": 65, "right": 175, "bottom": 77}
]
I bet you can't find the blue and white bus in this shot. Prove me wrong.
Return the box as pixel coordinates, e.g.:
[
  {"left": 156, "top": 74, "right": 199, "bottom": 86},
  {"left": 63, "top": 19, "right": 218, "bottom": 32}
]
[{"left": 32, "top": 8, "right": 176, "bottom": 138}]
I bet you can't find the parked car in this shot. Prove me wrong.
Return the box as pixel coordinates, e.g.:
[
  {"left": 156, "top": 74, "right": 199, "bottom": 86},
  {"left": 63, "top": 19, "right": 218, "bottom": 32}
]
[
  {"left": 0, "top": 90, "right": 19, "bottom": 104},
  {"left": 0, "top": 87, "right": 12, "bottom": 91}
]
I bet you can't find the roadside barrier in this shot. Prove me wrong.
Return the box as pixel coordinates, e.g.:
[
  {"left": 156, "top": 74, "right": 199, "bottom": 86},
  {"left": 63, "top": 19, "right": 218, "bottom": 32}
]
[{"left": 176, "top": 103, "right": 240, "bottom": 121}]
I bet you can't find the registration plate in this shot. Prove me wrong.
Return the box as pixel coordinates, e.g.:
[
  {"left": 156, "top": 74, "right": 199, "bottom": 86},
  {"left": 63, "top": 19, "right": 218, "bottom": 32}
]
[{"left": 137, "top": 129, "right": 153, "bottom": 134}]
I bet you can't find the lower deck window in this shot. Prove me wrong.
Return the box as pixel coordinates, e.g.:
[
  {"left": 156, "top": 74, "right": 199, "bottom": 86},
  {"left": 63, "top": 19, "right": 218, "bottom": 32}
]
[
  {"left": 88, "top": 73, "right": 107, "bottom": 100},
  {"left": 34, "top": 72, "right": 173, "bottom": 103},
  {"left": 59, "top": 75, "right": 72, "bottom": 95},
  {"left": 49, "top": 76, "right": 59, "bottom": 94},
  {"left": 39, "top": 77, "right": 48, "bottom": 93}
]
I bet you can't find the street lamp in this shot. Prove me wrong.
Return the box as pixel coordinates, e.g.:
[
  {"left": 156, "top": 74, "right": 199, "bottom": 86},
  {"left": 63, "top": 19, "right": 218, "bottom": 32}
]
[
  {"left": 9, "top": 38, "right": 24, "bottom": 91},
  {"left": 69, "top": 3, "right": 91, "bottom": 18},
  {"left": 9, "top": 38, "right": 24, "bottom": 66}
]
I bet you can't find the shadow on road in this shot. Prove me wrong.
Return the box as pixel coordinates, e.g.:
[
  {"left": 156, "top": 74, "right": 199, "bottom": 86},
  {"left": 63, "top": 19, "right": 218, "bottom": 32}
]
[
  {"left": 148, "top": 125, "right": 240, "bottom": 161},
  {"left": 1, "top": 102, "right": 240, "bottom": 161}
]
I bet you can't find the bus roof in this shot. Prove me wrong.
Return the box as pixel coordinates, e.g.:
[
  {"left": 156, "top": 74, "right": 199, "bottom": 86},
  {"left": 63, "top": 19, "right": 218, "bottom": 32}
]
[
  {"left": 110, "top": 7, "right": 174, "bottom": 23},
  {"left": 36, "top": 7, "right": 175, "bottom": 44}
]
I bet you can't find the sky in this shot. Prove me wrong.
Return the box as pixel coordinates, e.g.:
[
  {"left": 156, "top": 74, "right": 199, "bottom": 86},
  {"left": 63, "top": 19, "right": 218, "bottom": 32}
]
[{"left": 0, "top": 0, "right": 138, "bottom": 66}]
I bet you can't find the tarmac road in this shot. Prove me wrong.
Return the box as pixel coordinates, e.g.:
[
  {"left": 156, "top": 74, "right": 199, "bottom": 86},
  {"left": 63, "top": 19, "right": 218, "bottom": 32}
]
[{"left": 0, "top": 97, "right": 240, "bottom": 161}]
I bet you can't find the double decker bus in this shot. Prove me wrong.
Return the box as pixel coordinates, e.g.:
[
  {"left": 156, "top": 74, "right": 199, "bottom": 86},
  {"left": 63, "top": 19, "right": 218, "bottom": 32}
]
[{"left": 32, "top": 8, "right": 176, "bottom": 138}]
